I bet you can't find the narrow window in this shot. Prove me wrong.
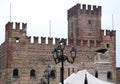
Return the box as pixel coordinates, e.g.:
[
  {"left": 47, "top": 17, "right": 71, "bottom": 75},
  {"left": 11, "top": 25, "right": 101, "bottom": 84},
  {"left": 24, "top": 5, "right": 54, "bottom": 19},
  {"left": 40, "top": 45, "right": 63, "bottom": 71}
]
[
  {"left": 71, "top": 22, "right": 73, "bottom": 31},
  {"left": 16, "top": 38, "right": 20, "bottom": 43},
  {"left": 71, "top": 32, "right": 73, "bottom": 38},
  {"left": 106, "top": 44, "right": 109, "bottom": 48},
  {"left": 95, "top": 71, "right": 98, "bottom": 78},
  {"left": 30, "top": 69, "right": 35, "bottom": 77},
  {"left": 72, "top": 68, "right": 74, "bottom": 73},
  {"left": 107, "top": 71, "right": 112, "bottom": 80},
  {"left": 68, "top": 68, "right": 70, "bottom": 76},
  {"left": 88, "top": 20, "right": 91, "bottom": 24},
  {"left": 13, "top": 68, "right": 19, "bottom": 77}
]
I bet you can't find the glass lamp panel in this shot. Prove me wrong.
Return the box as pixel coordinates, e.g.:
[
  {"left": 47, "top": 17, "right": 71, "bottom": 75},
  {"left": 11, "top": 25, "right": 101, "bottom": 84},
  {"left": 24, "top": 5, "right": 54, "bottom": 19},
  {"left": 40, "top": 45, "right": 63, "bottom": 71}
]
[
  {"left": 53, "top": 51, "right": 58, "bottom": 59},
  {"left": 71, "top": 51, "right": 76, "bottom": 58},
  {"left": 57, "top": 49, "right": 61, "bottom": 57},
  {"left": 63, "top": 55, "right": 67, "bottom": 62},
  {"left": 54, "top": 57, "right": 60, "bottom": 64},
  {"left": 70, "top": 47, "right": 77, "bottom": 58},
  {"left": 52, "top": 48, "right": 58, "bottom": 59},
  {"left": 59, "top": 38, "right": 66, "bottom": 49}
]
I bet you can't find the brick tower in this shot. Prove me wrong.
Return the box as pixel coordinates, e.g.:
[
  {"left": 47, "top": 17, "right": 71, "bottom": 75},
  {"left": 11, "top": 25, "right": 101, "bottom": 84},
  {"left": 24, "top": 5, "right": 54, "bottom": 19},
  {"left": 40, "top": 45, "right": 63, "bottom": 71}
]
[
  {"left": 68, "top": 4, "right": 101, "bottom": 47},
  {"left": 67, "top": 3, "right": 116, "bottom": 83}
]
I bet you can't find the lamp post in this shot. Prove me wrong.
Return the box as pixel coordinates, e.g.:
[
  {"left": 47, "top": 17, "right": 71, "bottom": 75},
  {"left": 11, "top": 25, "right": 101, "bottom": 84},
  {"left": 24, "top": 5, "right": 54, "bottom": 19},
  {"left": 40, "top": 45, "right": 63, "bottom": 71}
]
[{"left": 52, "top": 38, "right": 77, "bottom": 84}]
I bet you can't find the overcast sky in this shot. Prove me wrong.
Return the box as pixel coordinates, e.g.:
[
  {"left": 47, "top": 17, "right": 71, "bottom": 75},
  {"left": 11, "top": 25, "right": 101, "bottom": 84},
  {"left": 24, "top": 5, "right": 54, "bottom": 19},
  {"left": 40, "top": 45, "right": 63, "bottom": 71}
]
[{"left": 0, "top": 0, "right": 120, "bottom": 67}]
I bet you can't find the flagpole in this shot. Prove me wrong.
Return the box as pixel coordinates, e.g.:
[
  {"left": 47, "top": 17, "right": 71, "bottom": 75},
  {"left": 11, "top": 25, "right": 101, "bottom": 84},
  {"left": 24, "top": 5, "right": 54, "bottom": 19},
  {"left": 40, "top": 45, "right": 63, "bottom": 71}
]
[
  {"left": 49, "top": 20, "right": 51, "bottom": 37},
  {"left": 10, "top": 3, "right": 11, "bottom": 22}
]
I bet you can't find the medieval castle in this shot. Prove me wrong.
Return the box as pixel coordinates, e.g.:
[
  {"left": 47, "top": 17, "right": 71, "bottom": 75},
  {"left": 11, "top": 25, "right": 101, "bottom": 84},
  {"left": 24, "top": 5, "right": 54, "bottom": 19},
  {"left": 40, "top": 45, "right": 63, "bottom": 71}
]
[{"left": 0, "top": 3, "right": 116, "bottom": 84}]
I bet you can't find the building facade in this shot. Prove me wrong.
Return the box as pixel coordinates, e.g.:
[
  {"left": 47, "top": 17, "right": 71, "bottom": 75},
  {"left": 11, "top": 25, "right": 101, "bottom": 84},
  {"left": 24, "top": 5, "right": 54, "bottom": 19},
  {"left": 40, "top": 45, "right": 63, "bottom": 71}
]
[{"left": 0, "top": 3, "right": 116, "bottom": 84}]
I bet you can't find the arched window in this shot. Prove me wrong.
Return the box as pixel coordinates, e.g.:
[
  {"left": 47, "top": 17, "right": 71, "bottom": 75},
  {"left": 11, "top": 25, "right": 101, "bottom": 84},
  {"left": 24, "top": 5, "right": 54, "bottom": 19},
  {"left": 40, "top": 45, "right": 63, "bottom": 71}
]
[
  {"left": 30, "top": 69, "right": 35, "bottom": 77},
  {"left": 50, "top": 69, "right": 56, "bottom": 79},
  {"left": 15, "top": 37, "right": 20, "bottom": 43},
  {"left": 13, "top": 68, "right": 19, "bottom": 77},
  {"left": 107, "top": 71, "right": 112, "bottom": 80},
  {"left": 95, "top": 71, "right": 98, "bottom": 78}
]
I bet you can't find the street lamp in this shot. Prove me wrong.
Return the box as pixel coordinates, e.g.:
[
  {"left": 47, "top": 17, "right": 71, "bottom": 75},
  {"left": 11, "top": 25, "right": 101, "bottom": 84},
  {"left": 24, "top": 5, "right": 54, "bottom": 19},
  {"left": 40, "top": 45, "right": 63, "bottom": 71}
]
[{"left": 52, "top": 38, "right": 77, "bottom": 84}]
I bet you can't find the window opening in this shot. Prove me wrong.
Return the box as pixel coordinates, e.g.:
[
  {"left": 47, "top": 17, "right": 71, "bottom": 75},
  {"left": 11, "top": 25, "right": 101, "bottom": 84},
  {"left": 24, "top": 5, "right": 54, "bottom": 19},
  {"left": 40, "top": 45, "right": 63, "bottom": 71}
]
[
  {"left": 30, "top": 69, "right": 35, "bottom": 77},
  {"left": 71, "top": 22, "right": 73, "bottom": 31},
  {"left": 88, "top": 20, "right": 91, "bottom": 24},
  {"left": 106, "top": 44, "right": 109, "bottom": 48},
  {"left": 50, "top": 69, "right": 56, "bottom": 79},
  {"left": 107, "top": 71, "right": 112, "bottom": 80},
  {"left": 72, "top": 68, "right": 74, "bottom": 73},
  {"left": 68, "top": 68, "right": 70, "bottom": 76},
  {"left": 16, "top": 38, "right": 20, "bottom": 43},
  {"left": 95, "top": 71, "right": 98, "bottom": 78},
  {"left": 13, "top": 68, "right": 19, "bottom": 77}
]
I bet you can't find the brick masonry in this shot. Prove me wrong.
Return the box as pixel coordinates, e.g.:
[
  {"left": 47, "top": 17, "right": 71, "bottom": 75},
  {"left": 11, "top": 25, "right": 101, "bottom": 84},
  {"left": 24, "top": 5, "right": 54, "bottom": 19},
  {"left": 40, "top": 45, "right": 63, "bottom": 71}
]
[{"left": 0, "top": 3, "right": 116, "bottom": 84}]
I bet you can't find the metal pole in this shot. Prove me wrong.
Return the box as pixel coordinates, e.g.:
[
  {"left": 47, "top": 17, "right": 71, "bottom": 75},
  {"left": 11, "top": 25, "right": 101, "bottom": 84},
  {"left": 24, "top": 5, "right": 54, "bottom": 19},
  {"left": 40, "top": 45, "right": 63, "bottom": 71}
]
[{"left": 61, "top": 49, "right": 64, "bottom": 84}]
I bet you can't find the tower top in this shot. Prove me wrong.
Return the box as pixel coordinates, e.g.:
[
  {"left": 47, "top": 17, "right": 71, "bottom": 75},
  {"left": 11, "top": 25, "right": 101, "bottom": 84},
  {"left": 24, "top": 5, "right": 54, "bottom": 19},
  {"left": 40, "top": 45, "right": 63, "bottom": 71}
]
[{"left": 68, "top": 3, "right": 102, "bottom": 18}]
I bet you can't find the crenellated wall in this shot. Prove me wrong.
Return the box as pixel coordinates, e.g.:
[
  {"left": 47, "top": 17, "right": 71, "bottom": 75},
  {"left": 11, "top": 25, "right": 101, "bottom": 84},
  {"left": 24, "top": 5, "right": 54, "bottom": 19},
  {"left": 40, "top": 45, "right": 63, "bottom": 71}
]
[
  {"left": 6, "top": 22, "right": 27, "bottom": 31},
  {"left": 69, "top": 29, "right": 115, "bottom": 47},
  {"left": 5, "top": 22, "right": 116, "bottom": 47},
  {"left": 101, "top": 30, "right": 116, "bottom": 36},
  {"left": 26, "top": 36, "right": 61, "bottom": 45},
  {"left": 0, "top": 20, "right": 116, "bottom": 84},
  {"left": 68, "top": 3, "right": 102, "bottom": 47},
  {"left": 5, "top": 22, "right": 65, "bottom": 45},
  {"left": 0, "top": 3, "right": 116, "bottom": 83},
  {"left": 68, "top": 3, "right": 101, "bottom": 18}
]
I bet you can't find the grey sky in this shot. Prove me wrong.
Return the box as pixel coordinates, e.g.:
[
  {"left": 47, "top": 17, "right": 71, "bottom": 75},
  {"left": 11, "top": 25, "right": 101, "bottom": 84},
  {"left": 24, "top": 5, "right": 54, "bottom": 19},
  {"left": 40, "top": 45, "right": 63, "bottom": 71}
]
[{"left": 0, "top": 0, "right": 120, "bottom": 67}]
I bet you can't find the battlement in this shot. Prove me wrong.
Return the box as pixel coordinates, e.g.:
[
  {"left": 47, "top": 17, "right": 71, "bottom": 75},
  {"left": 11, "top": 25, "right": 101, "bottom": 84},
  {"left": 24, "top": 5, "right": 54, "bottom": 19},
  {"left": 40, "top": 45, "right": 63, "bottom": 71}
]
[
  {"left": 68, "top": 29, "right": 116, "bottom": 47},
  {"left": 26, "top": 36, "right": 66, "bottom": 45},
  {"left": 101, "top": 30, "right": 116, "bottom": 36},
  {"left": 5, "top": 22, "right": 27, "bottom": 32},
  {"left": 5, "top": 22, "right": 115, "bottom": 47},
  {"left": 68, "top": 3, "right": 101, "bottom": 18}
]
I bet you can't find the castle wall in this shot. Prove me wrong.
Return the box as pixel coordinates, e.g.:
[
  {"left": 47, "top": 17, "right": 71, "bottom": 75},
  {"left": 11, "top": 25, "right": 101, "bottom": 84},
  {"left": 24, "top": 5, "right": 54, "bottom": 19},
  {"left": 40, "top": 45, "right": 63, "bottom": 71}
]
[
  {"left": 0, "top": 42, "right": 7, "bottom": 84},
  {"left": 0, "top": 22, "right": 116, "bottom": 84},
  {"left": 0, "top": 3, "right": 116, "bottom": 84}
]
